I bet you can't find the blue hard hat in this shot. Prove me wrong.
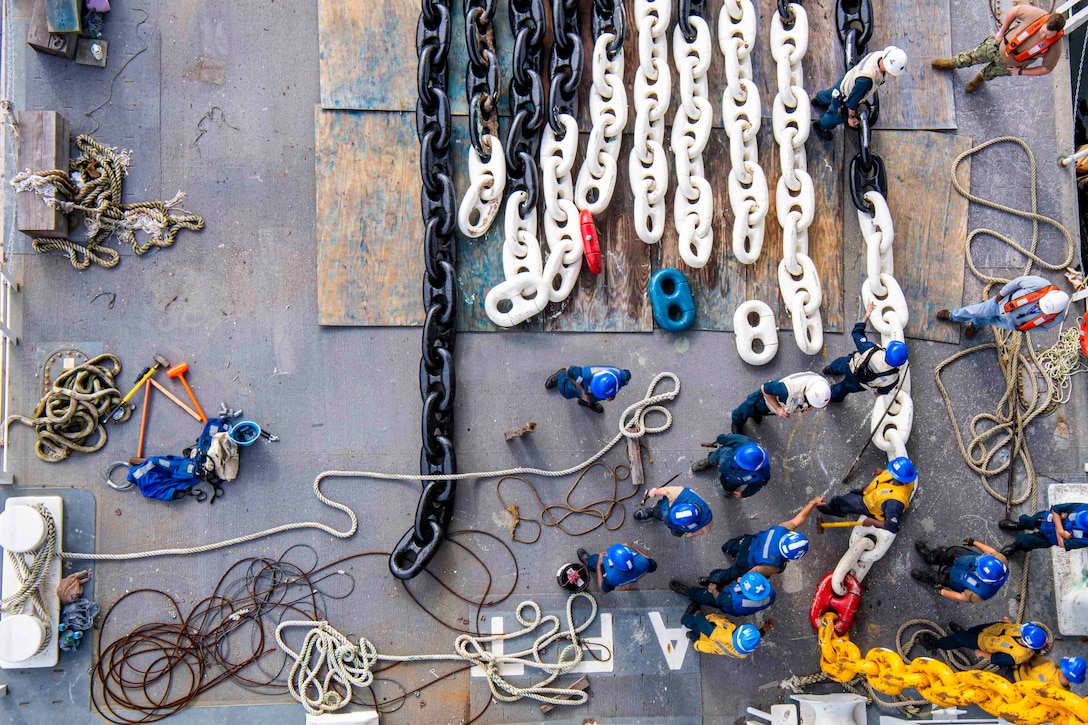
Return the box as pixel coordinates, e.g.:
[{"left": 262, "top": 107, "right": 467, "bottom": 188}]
[
  {"left": 1061, "top": 656, "right": 1086, "bottom": 684},
  {"left": 669, "top": 502, "right": 703, "bottom": 531},
  {"left": 732, "top": 623, "right": 762, "bottom": 654},
  {"left": 885, "top": 340, "right": 908, "bottom": 367},
  {"left": 739, "top": 572, "right": 773, "bottom": 600},
  {"left": 888, "top": 456, "right": 918, "bottom": 484},
  {"left": 605, "top": 544, "right": 635, "bottom": 572},
  {"left": 975, "top": 555, "right": 1009, "bottom": 585},
  {"left": 1019, "top": 622, "right": 1048, "bottom": 650},
  {"left": 590, "top": 370, "right": 621, "bottom": 400},
  {"left": 779, "top": 531, "right": 810, "bottom": 561},
  {"left": 734, "top": 442, "right": 769, "bottom": 472},
  {"left": 1071, "top": 509, "right": 1088, "bottom": 529}
]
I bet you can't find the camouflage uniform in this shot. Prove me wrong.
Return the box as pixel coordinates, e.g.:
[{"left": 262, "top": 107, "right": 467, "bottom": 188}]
[{"left": 953, "top": 36, "right": 1012, "bottom": 80}]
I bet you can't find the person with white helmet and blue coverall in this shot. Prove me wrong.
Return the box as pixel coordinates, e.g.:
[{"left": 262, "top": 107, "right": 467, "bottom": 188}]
[
  {"left": 1009, "top": 654, "right": 1086, "bottom": 690},
  {"left": 998, "top": 502, "right": 1088, "bottom": 556},
  {"left": 681, "top": 600, "right": 775, "bottom": 658},
  {"left": 823, "top": 300, "right": 908, "bottom": 403},
  {"left": 911, "top": 537, "right": 1009, "bottom": 603},
  {"left": 691, "top": 434, "right": 771, "bottom": 499},
  {"left": 920, "top": 618, "right": 1050, "bottom": 666},
  {"left": 936, "top": 275, "right": 1071, "bottom": 339},
  {"left": 730, "top": 372, "right": 832, "bottom": 434},
  {"left": 817, "top": 457, "right": 917, "bottom": 534},
  {"left": 669, "top": 571, "right": 776, "bottom": 617},
  {"left": 545, "top": 365, "right": 632, "bottom": 413},
  {"left": 575, "top": 543, "right": 656, "bottom": 593},
  {"left": 810, "top": 46, "right": 907, "bottom": 136},
  {"left": 634, "top": 485, "right": 713, "bottom": 538},
  {"left": 708, "top": 496, "right": 824, "bottom": 586}
]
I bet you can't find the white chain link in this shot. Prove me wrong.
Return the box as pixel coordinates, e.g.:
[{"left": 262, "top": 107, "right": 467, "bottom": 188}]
[
  {"left": 770, "top": 5, "right": 821, "bottom": 354},
  {"left": 719, "top": 0, "right": 767, "bottom": 264},
  {"left": 672, "top": 16, "right": 714, "bottom": 268},
  {"left": 576, "top": 34, "right": 627, "bottom": 215},
  {"left": 629, "top": 0, "right": 671, "bottom": 245},
  {"left": 458, "top": 134, "right": 507, "bottom": 238},
  {"left": 484, "top": 191, "right": 549, "bottom": 327}
]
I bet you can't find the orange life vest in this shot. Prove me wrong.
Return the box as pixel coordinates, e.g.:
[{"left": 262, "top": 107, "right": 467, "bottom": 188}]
[
  {"left": 1005, "top": 16, "right": 1063, "bottom": 63},
  {"left": 1002, "top": 284, "right": 1060, "bottom": 331}
]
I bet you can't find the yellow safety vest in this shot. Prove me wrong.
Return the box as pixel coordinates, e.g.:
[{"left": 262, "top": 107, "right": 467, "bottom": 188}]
[
  {"left": 978, "top": 623, "right": 1035, "bottom": 665},
  {"left": 861, "top": 471, "right": 914, "bottom": 519},
  {"left": 1015, "top": 655, "right": 1066, "bottom": 688},
  {"left": 693, "top": 613, "right": 747, "bottom": 658}
]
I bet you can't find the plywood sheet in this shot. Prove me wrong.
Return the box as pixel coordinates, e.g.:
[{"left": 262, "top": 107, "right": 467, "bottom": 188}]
[
  {"left": 315, "top": 108, "right": 424, "bottom": 326},
  {"left": 871, "top": 130, "right": 972, "bottom": 343}
]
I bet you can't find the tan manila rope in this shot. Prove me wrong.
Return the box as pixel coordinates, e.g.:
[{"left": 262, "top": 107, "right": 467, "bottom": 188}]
[
  {"left": 5, "top": 354, "right": 129, "bottom": 463},
  {"left": 58, "top": 372, "right": 680, "bottom": 561},
  {"left": 10, "top": 135, "right": 204, "bottom": 269},
  {"left": 0, "top": 504, "right": 57, "bottom": 653}
]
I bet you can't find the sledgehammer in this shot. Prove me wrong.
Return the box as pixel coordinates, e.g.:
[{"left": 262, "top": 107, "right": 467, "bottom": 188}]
[
  {"left": 167, "top": 362, "right": 207, "bottom": 423},
  {"left": 816, "top": 516, "right": 865, "bottom": 534}
]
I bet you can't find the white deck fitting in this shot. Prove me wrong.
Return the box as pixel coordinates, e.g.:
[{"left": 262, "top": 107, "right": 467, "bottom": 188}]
[
  {"left": 1049, "top": 483, "right": 1088, "bottom": 635},
  {"left": 0, "top": 496, "right": 62, "bottom": 668}
]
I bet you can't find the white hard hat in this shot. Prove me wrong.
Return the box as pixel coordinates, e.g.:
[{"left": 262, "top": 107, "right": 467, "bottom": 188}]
[
  {"left": 882, "top": 46, "right": 907, "bottom": 77},
  {"left": 1039, "top": 289, "right": 1070, "bottom": 315},
  {"left": 805, "top": 377, "right": 832, "bottom": 409}
]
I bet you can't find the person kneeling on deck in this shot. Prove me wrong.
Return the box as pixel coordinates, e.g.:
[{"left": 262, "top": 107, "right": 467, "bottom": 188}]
[
  {"left": 682, "top": 601, "right": 774, "bottom": 658},
  {"left": 911, "top": 537, "right": 1009, "bottom": 603},
  {"left": 818, "top": 457, "right": 916, "bottom": 534},
  {"left": 936, "top": 275, "right": 1070, "bottom": 339},
  {"left": 576, "top": 543, "right": 656, "bottom": 593},
  {"left": 810, "top": 46, "right": 907, "bottom": 138},
  {"left": 634, "top": 485, "right": 713, "bottom": 538},
  {"left": 919, "top": 618, "right": 1049, "bottom": 666},
  {"left": 545, "top": 365, "right": 632, "bottom": 413},
  {"left": 1009, "top": 654, "right": 1086, "bottom": 690},
  {"left": 670, "top": 571, "right": 776, "bottom": 617},
  {"left": 730, "top": 372, "right": 831, "bottom": 434},
  {"left": 710, "top": 496, "right": 824, "bottom": 585},
  {"left": 824, "top": 300, "right": 908, "bottom": 403},
  {"left": 998, "top": 502, "right": 1088, "bottom": 556},
  {"left": 691, "top": 434, "right": 771, "bottom": 499},
  {"left": 932, "top": 8, "right": 1065, "bottom": 94}
]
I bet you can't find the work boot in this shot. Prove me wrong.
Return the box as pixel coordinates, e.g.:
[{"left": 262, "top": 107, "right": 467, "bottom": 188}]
[
  {"left": 931, "top": 57, "right": 956, "bottom": 70},
  {"left": 821, "top": 366, "right": 834, "bottom": 376},
  {"left": 545, "top": 369, "right": 563, "bottom": 390},
  {"left": 964, "top": 323, "right": 979, "bottom": 339},
  {"left": 1001, "top": 543, "right": 1019, "bottom": 557},
  {"left": 916, "top": 632, "right": 940, "bottom": 651},
  {"left": 811, "top": 119, "right": 834, "bottom": 141},
  {"left": 999, "top": 518, "right": 1025, "bottom": 531},
  {"left": 810, "top": 93, "right": 829, "bottom": 109},
  {"left": 690, "top": 457, "right": 713, "bottom": 473},
  {"left": 634, "top": 508, "right": 653, "bottom": 522},
  {"left": 948, "top": 621, "right": 966, "bottom": 633},
  {"left": 914, "top": 541, "right": 938, "bottom": 565},
  {"left": 911, "top": 568, "right": 937, "bottom": 586},
  {"left": 731, "top": 421, "right": 745, "bottom": 434},
  {"left": 685, "top": 600, "right": 701, "bottom": 617},
  {"left": 965, "top": 72, "right": 985, "bottom": 94},
  {"left": 589, "top": 401, "right": 604, "bottom": 413},
  {"left": 576, "top": 548, "right": 590, "bottom": 567},
  {"left": 697, "top": 576, "right": 711, "bottom": 587},
  {"left": 752, "top": 413, "right": 763, "bottom": 426},
  {"left": 670, "top": 580, "right": 691, "bottom": 596},
  {"left": 936, "top": 309, "right": 952, "bottom": 320}
]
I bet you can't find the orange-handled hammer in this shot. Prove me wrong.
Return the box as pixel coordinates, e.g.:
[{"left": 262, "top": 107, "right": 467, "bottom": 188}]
[{"left": 167, "top": 362, "right": 206, "bottom": 423}]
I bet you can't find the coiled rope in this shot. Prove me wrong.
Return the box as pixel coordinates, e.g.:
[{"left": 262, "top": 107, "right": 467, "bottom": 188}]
[
  {"left": 60, "top": 372, "right": 680, "bottom": 561},
  {"left": 5, "top": 353, "right": 128, "bottom": 462},
  {"left": 1038, "top": 326, "right": 1088, "bottom": 405},
  {"left": 276, "top": 592, "right": 598, "bottom": 715}
]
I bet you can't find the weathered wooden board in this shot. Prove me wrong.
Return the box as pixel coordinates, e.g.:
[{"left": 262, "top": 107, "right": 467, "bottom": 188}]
[
  {"left": 871, "top": 130, "right": 972, "bottom": 343},
  {"left": 44, "top": 0, "right": 80, "bottom": 34},
  {"left": 15, "top": 111, "right": 69, "bottom": 237},
  {"left": 866, "top": 0, "right": 956, "bottom": 129},
  {"left": 315, "top": 108, "right": 424, "bottom": 326}
]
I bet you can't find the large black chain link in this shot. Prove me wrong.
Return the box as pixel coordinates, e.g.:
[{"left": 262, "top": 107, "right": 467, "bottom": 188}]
[
  {"left": 465, "top": 0, "right": 500, "bottom": 155},
  {"left": 547, "top": 0, "right": 583, "bottom": 132},
  {"left": 507, "top": 0, "right": 546, "bottom": 217},
  {"left": 391, "top": 0, "right": 459, "bottom": 581},
  {"left": 835, "top": 0, "right": 886, "bottom": 212},
  {"left": 678, "top": 0, "right": 708, "bottom": 42},
  {"left": 591, "top": 0, "right": 626, "bottom": 57}
]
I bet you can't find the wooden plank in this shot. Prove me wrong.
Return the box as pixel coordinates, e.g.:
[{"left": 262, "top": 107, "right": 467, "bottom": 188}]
[
  {"left": 315, "top": 108, "right": 424, "bottom": 326},
  {"left": 27, "top": 0, "right": 76, "bottom": 59},
  {"left": 44, "top": 0, "right": 80, "bottom": 34},
  {"left": 866, "top": 0, "right": 956, "bottom": 129},
  {"left": 871, "top": 130, "right": 972, "bottom": 344},
  {"left": 15, "top": 111, "right": 68, "bottom": 237}
]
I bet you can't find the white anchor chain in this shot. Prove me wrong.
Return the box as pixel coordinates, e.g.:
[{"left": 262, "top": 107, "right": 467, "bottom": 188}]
[
  {"left": 541, "top": 115, "right": 584, "bottom": 303},
  {"left": 719, "top": 0, "right": 767, "bottom": 264},
  {"left": 576, "top": 34, "right": 627, "bottom": 215},
  {"left": 629, "top": 0, "right": 671, "bottom": 245},
  {"left": 672, "top": 15, "right": 714, "bottom": 268},
  {"left": 458, "top": 135, "right": 507, "bottom": 238},
  {"left": 770, "top": 4, "right": 822, "bottom": 354},
  {"left": 484, "top": 192, "right": 549, "bottom": 327}
]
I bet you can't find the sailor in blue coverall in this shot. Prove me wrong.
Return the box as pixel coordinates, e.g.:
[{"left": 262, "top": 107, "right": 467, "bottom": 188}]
[
  {"left": 999, "top": 503, "right": 1088, "bottom": 555},
  {"left": 692, "top": 434, "right": 771, "bottom": 499},
  {"left": 545, "top": 365, "right": 632, "bottom": 413},
  {"left": 823, "top": 300, "right": 908, "bottom": 403}
]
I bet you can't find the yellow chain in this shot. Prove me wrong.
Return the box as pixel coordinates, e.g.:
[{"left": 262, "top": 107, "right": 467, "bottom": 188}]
[{"left": 817, "top": 614, "right": 1088, "bottom": 725}]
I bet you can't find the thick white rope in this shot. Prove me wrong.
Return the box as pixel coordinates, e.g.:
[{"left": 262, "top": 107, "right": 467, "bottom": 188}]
[
  {"left": 59, "top": 373, "right": 680, "bottom": 561},
  {"left": 275, "top": 592, "right": 598, "bottom": 714}
]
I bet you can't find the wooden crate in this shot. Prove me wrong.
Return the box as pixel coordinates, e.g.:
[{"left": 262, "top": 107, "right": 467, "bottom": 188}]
[{"left": 15, "top": 111, "right": 69, "bottom": 238}]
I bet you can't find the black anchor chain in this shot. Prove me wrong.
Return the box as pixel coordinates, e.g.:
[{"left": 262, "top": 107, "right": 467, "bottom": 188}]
[
  {"left": 678, "top": 0, "right": 707, "bottom": 42},
  {"left": 590, "top": 0, "right": 626, "bottom": 58},
  {"left": 836, "top": 0, "right": 887, "bottom": 212},
  {"left": 392, "top": 0, "right": 459, "bottom": 580},
  {"left": 465, "top": 0, "right": 500, "bottom": 156},
  {"left": 507, "top": 0, "right": 546, "bottom": 218},
  {"left": 547, "top": 0, "right": 583, "bottom": 133}
]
